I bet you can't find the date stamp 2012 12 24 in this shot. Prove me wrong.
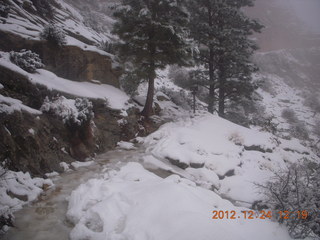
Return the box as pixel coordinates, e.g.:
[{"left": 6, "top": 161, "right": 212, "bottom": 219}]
[{"left": 212, "top": 210, "right": 309, "bottom": 220}]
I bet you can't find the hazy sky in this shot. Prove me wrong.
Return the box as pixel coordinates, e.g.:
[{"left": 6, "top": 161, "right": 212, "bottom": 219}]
[{"left": 289, "top": 0, "right": 320, "bottom": 34}]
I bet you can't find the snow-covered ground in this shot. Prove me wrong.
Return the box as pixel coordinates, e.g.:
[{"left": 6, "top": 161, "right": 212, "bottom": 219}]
[
  {"left": 67, "top": 162, "right": 292, "bottom": 240},
  {"left": 0, "top": 167, "right": 53, "bottom": 232},
  {"left": 254, "top": 48, "right": 320, "bottom": 145},
  {"left": 65, "top": 112, "right": 318, "bottom": 240}
]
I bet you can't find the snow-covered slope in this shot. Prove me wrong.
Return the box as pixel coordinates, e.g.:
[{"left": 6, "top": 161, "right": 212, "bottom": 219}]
[
  {"left": 0, "top": 0, "right": 114, "bottom": 53},
  {"left": 254, "top": 48, "right": 320, "bottom": 148}
]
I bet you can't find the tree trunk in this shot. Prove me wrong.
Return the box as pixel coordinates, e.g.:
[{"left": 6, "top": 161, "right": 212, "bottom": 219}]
[
  {"left": 141, "top": 75, "right": 155, "bottom": 118},
  {"left": 208, "top": 47, "right": 215, "bottom": 113},
  {"left": 218, "top": 69, "right": 226, "bottom": 117},
  {"left": 141, "top": 25, "right": 156, "bottom": 118}
]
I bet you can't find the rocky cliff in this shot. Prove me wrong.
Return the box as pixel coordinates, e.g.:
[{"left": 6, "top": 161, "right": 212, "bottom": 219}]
[{"left": 0, "top": 31, "right": 120, "bottom": 87}]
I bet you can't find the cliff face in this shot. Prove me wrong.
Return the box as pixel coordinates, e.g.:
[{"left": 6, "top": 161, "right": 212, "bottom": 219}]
[
  {"left": 0, "top": 31, "right": 120, "bottom": 87},
  {"left": 0, "top": 25, "right": 144, "bottom": 177}
]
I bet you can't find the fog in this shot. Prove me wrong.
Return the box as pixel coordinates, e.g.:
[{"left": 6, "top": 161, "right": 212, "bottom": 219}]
[
  {"left": 290, "top": 0, "right": 320, "bottom": 34},
  {"left": 246, "top": 0, "right": 320, "bottom": 51}
]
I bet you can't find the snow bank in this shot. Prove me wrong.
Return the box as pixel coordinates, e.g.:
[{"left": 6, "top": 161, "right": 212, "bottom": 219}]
[{"left": 67, "top": 162, "right": 291, "bottom": 240}]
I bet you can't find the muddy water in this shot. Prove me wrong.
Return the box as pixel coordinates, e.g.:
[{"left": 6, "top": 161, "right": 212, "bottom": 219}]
[{"left": 3, "top": 148, "right": 148, "bottom": 240}]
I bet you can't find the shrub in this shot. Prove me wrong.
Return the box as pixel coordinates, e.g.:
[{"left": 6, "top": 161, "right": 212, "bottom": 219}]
[
  {"left": 99, "top": 40, "right": 115, "bottom": 54},
  {"left": 40, "top": 24, "right": 66, "bottom": 46},
  {"left": 159, "top": 87, "right": 193, "bottom": 110},
  {"left": 119, "top": 71, "right": 143, "bottom": 96},
  {"left": 281, "top": 108, "right": 297, "bottom": 123},
  {"left": 313, "top": 120, "right": 320, "bottom": 138},
  {"left": 290, "top": 122, "right": 309, "bottom": 140},
  {"left": 168, "top": 65, "right": 191, "bottom": 89},
  {"left": 0, "top": 4, "right": 10, "bottom": 18},
  {"left": 281, "top": 108, "right": 309, "bottom": 140},
  {"left": 31, "top": 0, "right": 54, "bottom": 19},
  {"left": 10, "top": 49, "right": 44, "bottom": 73},
  {"left": 304, "top": 93, "right": 320, "bottom": 114},
  {"left": 40, "top": 96, "right": 94, "bottom": 126},
  {"left": 258, "top": 162, "right": 320, "bottom": 239}
]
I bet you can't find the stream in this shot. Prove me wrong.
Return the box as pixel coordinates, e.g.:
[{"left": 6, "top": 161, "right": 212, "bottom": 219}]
[{"left": 3, "top": 147, "right": 158, "bottom": 240}]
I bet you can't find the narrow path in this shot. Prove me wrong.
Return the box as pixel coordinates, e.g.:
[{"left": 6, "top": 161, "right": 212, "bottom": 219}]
[{"left": 3, "top": 147, "right": 148, "bottom": 240}]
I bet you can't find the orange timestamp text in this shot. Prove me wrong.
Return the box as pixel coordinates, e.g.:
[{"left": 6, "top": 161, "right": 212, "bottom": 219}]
[{"left": 212, "top": 210, "right": 309, "bottom": 220}]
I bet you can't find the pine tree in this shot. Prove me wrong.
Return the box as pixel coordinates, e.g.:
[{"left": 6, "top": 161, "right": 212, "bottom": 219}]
[
  {"left": 112, "top": 0, "right": 192, "bottom": 118},
  {"left": 188, "top": 0, "right": 262, "bottom": 116}
]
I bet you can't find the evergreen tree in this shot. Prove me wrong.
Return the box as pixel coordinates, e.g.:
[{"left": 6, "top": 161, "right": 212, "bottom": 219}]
[
  {"left": 112, "top": 0, "right": 192, "bottom": 117},
  {"left": 188, "top": 0, "right": 262, "bottom": 116}
]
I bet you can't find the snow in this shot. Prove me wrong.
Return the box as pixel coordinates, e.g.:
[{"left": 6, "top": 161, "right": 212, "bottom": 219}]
[
  {"left": 28, "top": 128, "right": 35, "bottom": 135},
  {"left": 0, "top": 52, "right": 131, "bottom": 111},
  {"left": 45, "top": 171, "right": 59, "bottom": 178},
  {"left": 41, "top": 96, "right": 93, "bottom": 125},
  {"left": 0, "top": 0, "right": 112, "bottom": 55},
  {"left": 61, "top": 147, "right": 68, "bottom": 154},
  {"left": 60, "top": 162, "right": 71, "bottom": 172},
  {"left": 65, "top": 111, "right": 319, "bottom": 240},
  {"left": 0, "top": 94, "right": 42, "bottom": 115},
  {"left": 67, "top": 162, "right": 292, "bottom": 240},
  {"left": 71, "top": 161, "right": 94, "bottom": 169},
  {"left": 143, "top": 113, "right": 318, "bottom": 204},
  {"left": 0, "top": 167, "right": 53, "bottom": 221},
  {"left": 0, "top": 83, "right": 3, "bottom": 89},
  {"left": 117, "top": 141, "right": 136, "bottom": 150}
]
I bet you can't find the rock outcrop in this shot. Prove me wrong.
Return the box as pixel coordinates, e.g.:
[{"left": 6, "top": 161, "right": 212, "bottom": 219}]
[{"left": 0, "top": 31, "right": 120, "bottom": 87}]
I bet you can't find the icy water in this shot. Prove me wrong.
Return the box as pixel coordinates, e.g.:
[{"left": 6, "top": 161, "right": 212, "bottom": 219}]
[{"left": 3, "top": 147, "right": 153, "bottom": 240}]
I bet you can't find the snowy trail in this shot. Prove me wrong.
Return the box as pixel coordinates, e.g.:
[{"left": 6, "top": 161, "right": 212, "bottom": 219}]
[
  {"left": 3, "top": 113, "right": 312, "bottom": 240},
  {"left": 2, "top": 147, "right": 150, "bottom": 240}
]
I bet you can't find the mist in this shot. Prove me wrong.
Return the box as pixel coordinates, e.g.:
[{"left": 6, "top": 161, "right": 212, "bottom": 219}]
[
  {"left": 290, "top": 0, "right": 320, "bottom": 34},
  {"left": 246, "top": 0, "right": 320, "bottom": 51}
]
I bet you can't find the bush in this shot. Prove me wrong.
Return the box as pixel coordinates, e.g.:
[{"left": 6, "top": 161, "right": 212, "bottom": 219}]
[
  {"left": 31, "top": 0, "right": 54, "bottom": 19},
  {"left": 99, "top": 40, "right": 115, "bottom": 54},
  {"left": 281, "top": 108, "right": 309, "bottom": 140},
  {"left": 291, "top": 122, "right": 309, "bottom": 140},
  {"left": 10, "top": 49, "right": 44, "bottom": 73},
  {"left": 304, "top": 93, "right": 320, "bottom": 114},
  {"left": 0, "top": 4, "right": 10, "bottom": 18},
  {"left": 40, "top": 96, "right": 94, "bottom": 126},
  {"left": 226, "top": 94, "right": 274, "bottom": 130},
  {"left": 281, "top": 108, "right": 297, "bottom": 123},
  {"left": 119, "top": 71, "right": 143, "bottom": 96},
  {"left": 259, "top": 162, "right": 320, "bottom": 239},
  {"left": 40, "top": 24, "right": 66, "bottom": 46},
  {"left": 159, "top": 87, "right": 193, "bottom": 110},
  {"left": 313, "top": 120, "right": 320, "bottom": 138},
  {"left": 168, "top": 65, "right": 191, "bottom": 89}
]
